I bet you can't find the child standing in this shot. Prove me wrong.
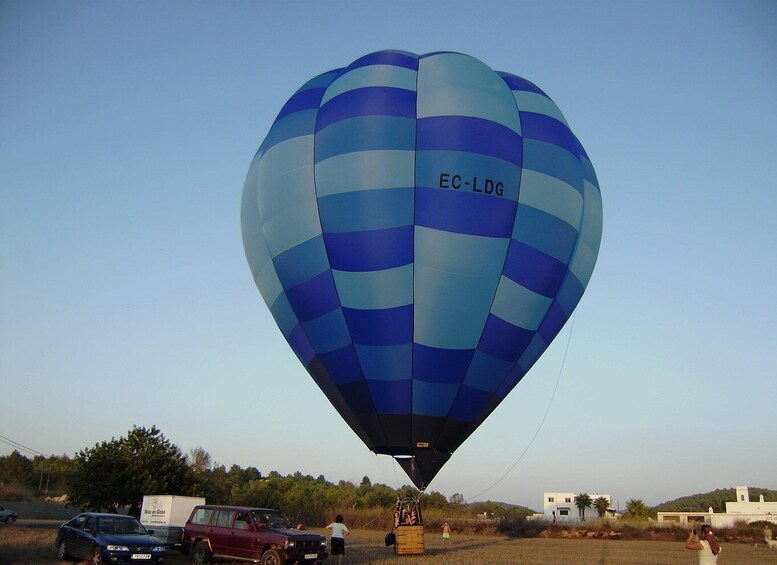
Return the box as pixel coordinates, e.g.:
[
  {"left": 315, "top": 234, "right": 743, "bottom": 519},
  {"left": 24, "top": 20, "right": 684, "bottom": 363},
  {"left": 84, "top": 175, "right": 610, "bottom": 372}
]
[{"left": 442, "top": 520, "right": 452, "bottom": 544}]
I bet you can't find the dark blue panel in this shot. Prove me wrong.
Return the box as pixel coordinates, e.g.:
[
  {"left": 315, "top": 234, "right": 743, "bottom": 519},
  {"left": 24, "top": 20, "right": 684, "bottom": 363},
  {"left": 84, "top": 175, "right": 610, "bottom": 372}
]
[
  {"left": 324, "top": 225, "right": 414, "bottom": 272},
  {"left": 513, "top": 205, "right": 578, "bottom": 263},
  {"left": 338, "top": 380, "right": 376, "bottom": 415},
  {"left": 413, "top": 344, "right": 475, "bottom": 384},
  {"left": 277, "top": 87, "right": 328, "bottom": 121},
  {"left": 319, "top": 345, "right": 364, "bottom": 385},
  {"left": 497, "top": 72, "right": 548, "bottom": 96},
  {"left": 504, "top": 241, "right": 568, "bottom": 298},
  {"left": 496, "top": 363, "right": 526, "bottom": 398},
  {"left": 538, "top": 300, "right": 568, "bottom": 344},
  {"left": 520, "top": 112, "right": 579, "bottom": 157},
  {"left": 343, "top": 305, "right": 413, "bottom": 346},
  {"left": 417, "top": 116, "right": 522, "bottom": 167},
  {"left": 478, "top": 314, "right": 534, "bottom": 362},
  {"left": 415, "top": 187, "right": 517, "bottom": 237},
  {"left": 316, "top": 87, "right": 417, "bottom": 132},
  {"left": 350, "top": 51, "right": 419, "bottom": 71},
  {"left": 285, "top": 270, "right": 340, "bottom": 322},
  {"left": 287, "top": 323, "right": 315, "bottom": 365},
  {"left": 368, "top": 379, "right": 411, "bottom": 413},
  {"left": 449, "top": 386, "right": 492, "bottom": 421}
]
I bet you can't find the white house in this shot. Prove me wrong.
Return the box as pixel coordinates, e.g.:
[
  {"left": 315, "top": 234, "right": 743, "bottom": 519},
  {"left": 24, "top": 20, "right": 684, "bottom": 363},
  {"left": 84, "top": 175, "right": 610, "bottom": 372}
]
[
  {"left": 540, "top": 492, "right": 615, "bottom": 521},
  {"left": 656, "top": 486, "right": 777, "bottom": 528}
]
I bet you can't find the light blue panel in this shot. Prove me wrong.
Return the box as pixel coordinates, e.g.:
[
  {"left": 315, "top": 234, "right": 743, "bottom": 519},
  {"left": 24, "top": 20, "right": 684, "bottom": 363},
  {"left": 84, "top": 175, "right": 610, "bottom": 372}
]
[
  {"left": 415, "top": 226, "right": 509, "bottom": 277},
  {"left": 568, "top": 183, "right": 603, "bottom": 287},
  {"left": 518, "top": 169, "right": 583, "bottom": 228},
  {"left": 414, "top": 264, "right": 498, "bottom": 349},
  {"left": 581, "top": 181, "right": 603, "bottom": 256},
  {"left": 523, "top": 139, "right": 584, "bottom": 192},
  {"left": 269, "top": 293, "right": 298, "bottom": 337},
  {"left": 315, "top": 115, "right": 415, "bottom": 162},
  {"left": 415, "top": 151, "right": 521, "bottom": 200},
  {"left": 315, "top": 150, "right": 415, "bottom": 197},
  {"left": 256, "top": 259, "right": 284, "bottom": 308},
  {"left": 355, "top": 343, "right": 412, "bottom": 380},
  {"left": 412, "top": 380, "right": 459, "bottom": 417},
  {"left": 256, "top": 136, "right": 315, "bottom": 220},
  {"left": 261, "top": 109, "right": 319, "bottom": 152},
  {"left": 321, "top": 65, "right": 418, "bottom": 104},
  {"left": 463, "top": 351, "right": 513, "bottom": 392},
  {"left": 301, "top": 309, "right": 352, "bottom": 354},
  {"left": 491, "top": 276, "right": 553, "bottom": 331},
  {"left": 417, "top": 53, "right": 521, "bottom": 133},
  {"left": 512, "top": 91, "right": 568, "bottom": 126},
  {"left": 261, "top": 198, "right": 322, "bottom": 259},
  {"left": 332, "top": 264, "right": 413, "bottom": 309},
  {"left": 318, "top": 188, "right": 414, "bottom": 233}
]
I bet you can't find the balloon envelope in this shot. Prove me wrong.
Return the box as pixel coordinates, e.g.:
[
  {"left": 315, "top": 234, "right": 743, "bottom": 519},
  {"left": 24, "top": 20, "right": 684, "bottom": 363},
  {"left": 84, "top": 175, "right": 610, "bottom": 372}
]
[{"left": 241, "top": 50, "right": 602, "bottom": 489}]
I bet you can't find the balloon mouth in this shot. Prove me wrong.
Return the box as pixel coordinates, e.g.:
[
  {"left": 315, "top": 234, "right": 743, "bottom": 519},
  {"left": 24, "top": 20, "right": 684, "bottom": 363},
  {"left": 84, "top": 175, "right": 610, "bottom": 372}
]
[{"left": 387, "top": 450, "right": 452, "bottom": 491}]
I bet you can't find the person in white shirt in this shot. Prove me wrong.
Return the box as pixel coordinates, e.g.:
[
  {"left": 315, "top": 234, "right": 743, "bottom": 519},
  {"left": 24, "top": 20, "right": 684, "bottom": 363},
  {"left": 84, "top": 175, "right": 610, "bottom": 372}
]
[
  {"left": 326, "top": 514, "right": 350, "bottom": 564},
  {"left": 685, "top": 524, "right": 721, "bottom": 564}
]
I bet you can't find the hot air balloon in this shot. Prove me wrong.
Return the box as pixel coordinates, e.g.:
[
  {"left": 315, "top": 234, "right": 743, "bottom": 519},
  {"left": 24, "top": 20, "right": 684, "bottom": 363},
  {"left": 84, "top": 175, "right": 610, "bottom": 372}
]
[{"left": 241, "top": 50, "right": 602, "bottom": 490}]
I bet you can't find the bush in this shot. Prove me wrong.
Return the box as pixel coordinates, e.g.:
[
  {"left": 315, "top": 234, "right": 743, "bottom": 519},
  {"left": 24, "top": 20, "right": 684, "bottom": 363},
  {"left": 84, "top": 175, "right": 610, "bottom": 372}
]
[
  {"left": 497, "top": 517, "right": 547, "bottom": 538},
  {"left": 0, "top": 483, "right": 34, "bottom": 501}
]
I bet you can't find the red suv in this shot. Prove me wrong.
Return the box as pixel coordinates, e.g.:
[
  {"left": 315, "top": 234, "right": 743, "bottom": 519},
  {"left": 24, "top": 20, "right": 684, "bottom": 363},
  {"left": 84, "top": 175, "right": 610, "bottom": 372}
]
[{"left": 183, "top": 505, "right": 327, "bottom": 565}]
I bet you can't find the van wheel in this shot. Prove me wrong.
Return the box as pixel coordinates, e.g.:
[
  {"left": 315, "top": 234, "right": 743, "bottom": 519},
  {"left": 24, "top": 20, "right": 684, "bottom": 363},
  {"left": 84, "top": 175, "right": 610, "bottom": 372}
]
[
  {"left": 260, "top": 549, "right": 282, "bottom": 565},
  {"left": 192, "top": 541, "right": 212, "bottom": 564}
]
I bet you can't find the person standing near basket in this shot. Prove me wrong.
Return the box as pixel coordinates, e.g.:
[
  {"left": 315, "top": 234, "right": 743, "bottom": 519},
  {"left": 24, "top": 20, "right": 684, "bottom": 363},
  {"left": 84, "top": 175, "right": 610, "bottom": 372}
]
[{"left": 326, "top": 514, "right": 350, "bottom": 564}]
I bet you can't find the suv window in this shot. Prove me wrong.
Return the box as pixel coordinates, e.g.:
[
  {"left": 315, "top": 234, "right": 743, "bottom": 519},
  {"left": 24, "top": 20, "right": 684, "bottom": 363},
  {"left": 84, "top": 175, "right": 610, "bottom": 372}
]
[
  {"left": 215, "top": 510, "right": 235, "bottom": 528},
  {"left": 191, "top": 507, "right": 213, "bottom": 525}
]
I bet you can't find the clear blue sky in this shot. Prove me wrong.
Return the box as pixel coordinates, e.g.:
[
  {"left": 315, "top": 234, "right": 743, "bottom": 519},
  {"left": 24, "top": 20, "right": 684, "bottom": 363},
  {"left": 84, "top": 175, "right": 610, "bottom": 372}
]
[{"left": 1, "top": 0, "right": 775, "bottom": 510}]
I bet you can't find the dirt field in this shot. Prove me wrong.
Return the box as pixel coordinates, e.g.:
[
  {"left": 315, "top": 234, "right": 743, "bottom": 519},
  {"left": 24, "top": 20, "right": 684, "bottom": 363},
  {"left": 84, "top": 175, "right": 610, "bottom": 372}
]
[{"left": 1, "top": 526, "right": 775, "bottom": 564}]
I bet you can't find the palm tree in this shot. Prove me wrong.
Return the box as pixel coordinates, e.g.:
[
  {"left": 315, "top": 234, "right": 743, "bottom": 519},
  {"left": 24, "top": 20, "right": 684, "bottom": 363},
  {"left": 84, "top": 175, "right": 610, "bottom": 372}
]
[
  {"left": 574, "top": 493, "right": 592, "bottom": 521},
  {"left": 594, "top": 496, "right": 610, "bottom": 518},
  {"left": 625, "top": 498, "right": 648, "bottom": 518}
]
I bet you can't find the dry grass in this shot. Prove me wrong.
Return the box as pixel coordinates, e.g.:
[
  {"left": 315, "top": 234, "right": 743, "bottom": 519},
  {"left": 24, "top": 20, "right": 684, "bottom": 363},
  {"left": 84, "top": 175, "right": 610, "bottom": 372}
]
[{"left": 1, "top": 526, "right": 775, "bottom": 565}]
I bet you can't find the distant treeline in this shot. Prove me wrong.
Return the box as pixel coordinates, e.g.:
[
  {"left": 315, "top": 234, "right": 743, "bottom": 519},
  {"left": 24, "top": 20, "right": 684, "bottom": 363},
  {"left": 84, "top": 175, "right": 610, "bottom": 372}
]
[
  {"left": 653, "top": 488, "right": 776, "bottom": 513},
  {"left": 0, "top": 426, "right": 535, "bottom": 526}
]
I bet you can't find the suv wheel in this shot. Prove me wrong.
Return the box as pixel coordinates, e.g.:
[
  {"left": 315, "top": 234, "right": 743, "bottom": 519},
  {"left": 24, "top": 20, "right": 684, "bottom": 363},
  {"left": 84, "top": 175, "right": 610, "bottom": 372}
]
[
  {"left": 192, "top": 541, "right": 212, "bottom": 565},
  {"left": 260, "top": 549, "right": 282, "bottom": 565},
  {"left": 4, "top": 516, "right": 15, "bottom": 525}
]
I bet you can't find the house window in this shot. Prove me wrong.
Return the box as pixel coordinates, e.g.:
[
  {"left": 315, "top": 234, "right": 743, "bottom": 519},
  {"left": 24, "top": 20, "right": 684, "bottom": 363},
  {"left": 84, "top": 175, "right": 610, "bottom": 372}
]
[
  {"left": 559, "top": 509, "right": 569, "bottom": 516},
  {"left": 548, "top": 497, "right": 554, "bottom": 502},
  {"left": 565, "top": 498, "right": 572, "bottom": 503},
  {"left": 740, "top": 495, "right": 745, "bottom": 501}
]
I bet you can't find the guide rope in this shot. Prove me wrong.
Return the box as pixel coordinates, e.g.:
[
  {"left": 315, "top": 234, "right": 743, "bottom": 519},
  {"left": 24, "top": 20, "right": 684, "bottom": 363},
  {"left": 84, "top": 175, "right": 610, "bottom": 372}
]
[{"left": 464, "top": 312, "right": 577, "bottom": 503}]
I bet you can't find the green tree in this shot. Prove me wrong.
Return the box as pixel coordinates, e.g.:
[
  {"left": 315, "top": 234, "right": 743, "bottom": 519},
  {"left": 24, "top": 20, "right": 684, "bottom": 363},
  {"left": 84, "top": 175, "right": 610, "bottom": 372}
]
[
  {"left": 69, "top": 426, "right": 194, "bottom": 514},
  {"left": 625, "top": 498, "right": 650, "bottom": 519},
  {"left": 574, "top": 493, "right": 592, "bottom": 521},
  {"left": 0, "top": 450, "right": 35, "bottom": 488},
  {"left": 593, "top": 496, "right": 610, "bottom": 518}
]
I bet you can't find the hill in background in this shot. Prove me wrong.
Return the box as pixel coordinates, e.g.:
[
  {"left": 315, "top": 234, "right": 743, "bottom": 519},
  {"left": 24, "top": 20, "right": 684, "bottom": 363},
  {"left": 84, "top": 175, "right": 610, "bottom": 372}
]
[{"left": 654, "top": 487, "right": 777, "bottom": 513}]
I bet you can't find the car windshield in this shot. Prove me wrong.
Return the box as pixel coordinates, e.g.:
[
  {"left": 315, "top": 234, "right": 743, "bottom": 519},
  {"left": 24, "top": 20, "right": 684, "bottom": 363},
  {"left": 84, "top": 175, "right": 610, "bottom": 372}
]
[
  {"left": 251, "top": 510, "right": 289, "bottom": 528},
  {"left": 97, "top": 517, "right": 148, "bottom": 535}
]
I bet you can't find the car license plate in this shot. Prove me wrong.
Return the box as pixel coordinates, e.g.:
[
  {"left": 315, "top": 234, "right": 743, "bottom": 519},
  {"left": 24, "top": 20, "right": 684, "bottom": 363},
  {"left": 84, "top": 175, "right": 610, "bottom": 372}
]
[
  {"left": 131, "top": 554, "right": 151, "bottom": 560},
  {"left": 304, "top": 554, "right": 318, "bottom": 559}
]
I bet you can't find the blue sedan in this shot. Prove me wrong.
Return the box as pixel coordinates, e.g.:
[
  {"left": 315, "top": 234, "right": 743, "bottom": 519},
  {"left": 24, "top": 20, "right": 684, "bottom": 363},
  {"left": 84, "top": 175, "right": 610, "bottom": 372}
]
[{"left": 56, "top": 513, "right": 166, "bottom": 564}]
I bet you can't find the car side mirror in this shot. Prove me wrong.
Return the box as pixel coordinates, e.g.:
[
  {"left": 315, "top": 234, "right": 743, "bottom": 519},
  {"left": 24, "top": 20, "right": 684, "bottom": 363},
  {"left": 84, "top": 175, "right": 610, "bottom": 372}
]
[{"left": 147, "top": 529, "right": 155, "bottom": 535}]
